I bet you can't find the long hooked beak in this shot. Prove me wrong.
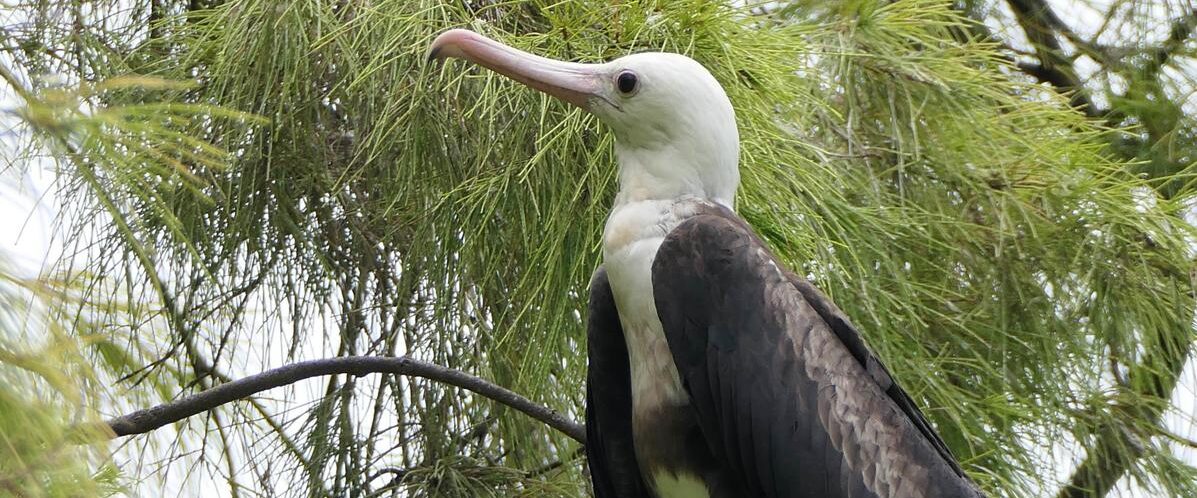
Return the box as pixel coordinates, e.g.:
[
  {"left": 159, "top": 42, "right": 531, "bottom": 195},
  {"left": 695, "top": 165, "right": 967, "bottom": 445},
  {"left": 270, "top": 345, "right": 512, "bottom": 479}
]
[{"left": 428, "top": 29, "right": 607, "bottom": 110}]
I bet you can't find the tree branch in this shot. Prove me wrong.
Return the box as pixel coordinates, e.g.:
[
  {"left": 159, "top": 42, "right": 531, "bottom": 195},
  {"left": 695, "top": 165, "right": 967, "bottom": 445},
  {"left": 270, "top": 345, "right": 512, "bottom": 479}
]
[
  {"left": 93, "top": 356, "right": 586, "bottom": 444},
  {"left": 960, "top": 7, "right": 1197, "bottom": 497},
  {"left": 1005, "top": 0, "right": 1100, "bottom": 117},
  {"left": 1144, "top": 11, "right": 1197, "bottom": 80},
  {"left": 1055, "top": 323, "right": 1191, "bottom": 498}
]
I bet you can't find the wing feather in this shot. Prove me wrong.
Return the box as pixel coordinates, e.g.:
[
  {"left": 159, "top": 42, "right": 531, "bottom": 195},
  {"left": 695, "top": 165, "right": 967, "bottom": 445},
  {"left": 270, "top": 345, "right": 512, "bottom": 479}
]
[
  {"left": 652, "top": 208, "right": 984, "bottom": 498},
  {"left": 585, "top": 268, "right": 652, "bottom": 498}
]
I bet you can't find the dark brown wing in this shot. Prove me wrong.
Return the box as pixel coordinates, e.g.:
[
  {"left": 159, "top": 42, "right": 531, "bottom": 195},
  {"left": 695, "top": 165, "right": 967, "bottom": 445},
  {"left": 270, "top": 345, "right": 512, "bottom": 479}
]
[
  {"left": 585, "top": 267, "right": 652, "bottom": 498},
  {"left": 651, "top": 208, "right": 984, "bottom": 498}
]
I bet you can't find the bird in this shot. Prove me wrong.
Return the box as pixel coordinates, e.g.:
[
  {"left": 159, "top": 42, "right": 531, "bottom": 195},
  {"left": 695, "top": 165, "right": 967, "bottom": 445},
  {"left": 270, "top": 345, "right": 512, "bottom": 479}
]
[{"left": 429, "top": 28, "right": 986, "bottom": 498}]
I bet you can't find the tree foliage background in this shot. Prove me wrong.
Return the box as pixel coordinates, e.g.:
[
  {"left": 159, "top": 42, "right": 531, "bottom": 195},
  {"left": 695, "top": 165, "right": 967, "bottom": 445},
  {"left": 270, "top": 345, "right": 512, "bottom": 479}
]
[{"left": 1, "top": 0, "right": 1196, "bottom": 497}]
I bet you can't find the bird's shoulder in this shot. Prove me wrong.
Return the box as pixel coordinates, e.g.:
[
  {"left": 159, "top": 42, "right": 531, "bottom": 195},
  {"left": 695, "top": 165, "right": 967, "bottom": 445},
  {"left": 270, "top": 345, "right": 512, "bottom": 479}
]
[{"left": 654, "top": 203, "right": 971, "bottom": 482}]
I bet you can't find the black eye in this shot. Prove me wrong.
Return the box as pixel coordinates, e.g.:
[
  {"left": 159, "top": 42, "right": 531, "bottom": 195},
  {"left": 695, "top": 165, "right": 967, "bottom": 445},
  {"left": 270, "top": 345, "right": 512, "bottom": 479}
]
[{"left": 617, "top": 71, "right": 638, "bottom": 94}]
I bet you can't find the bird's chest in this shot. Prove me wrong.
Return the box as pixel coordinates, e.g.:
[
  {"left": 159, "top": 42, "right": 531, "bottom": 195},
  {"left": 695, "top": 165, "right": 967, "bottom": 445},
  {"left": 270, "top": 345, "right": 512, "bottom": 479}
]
[
  {"left": 604, "top": 238, "right": 688, "bottom": 412},
  {"left": 603, "top": 201, "right": 691, "bottom": 412},
  {"left": 603, "top": 200, "right": 712, "bottom": 498}
]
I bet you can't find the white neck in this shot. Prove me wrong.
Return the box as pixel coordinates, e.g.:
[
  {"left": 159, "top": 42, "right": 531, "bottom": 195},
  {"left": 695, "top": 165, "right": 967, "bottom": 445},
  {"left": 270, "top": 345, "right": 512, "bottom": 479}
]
[{"left": 610, "top": 134, "right": 739, "bottom": 209}]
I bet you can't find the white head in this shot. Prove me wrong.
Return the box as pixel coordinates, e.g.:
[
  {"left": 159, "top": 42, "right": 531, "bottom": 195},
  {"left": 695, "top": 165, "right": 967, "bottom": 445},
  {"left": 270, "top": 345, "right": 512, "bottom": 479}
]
[{"left": 430, "top": 29, "right": 740, "bottom": 208}]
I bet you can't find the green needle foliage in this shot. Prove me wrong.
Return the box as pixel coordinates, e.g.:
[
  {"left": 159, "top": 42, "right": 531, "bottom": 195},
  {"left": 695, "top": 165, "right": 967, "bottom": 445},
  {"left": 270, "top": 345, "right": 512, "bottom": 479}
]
[
  {"left": 1, "top": 0, "right": 1195, "bottom": 497},
  {"left": 0, "top": 257, "right": 125, "bottom": 498}
]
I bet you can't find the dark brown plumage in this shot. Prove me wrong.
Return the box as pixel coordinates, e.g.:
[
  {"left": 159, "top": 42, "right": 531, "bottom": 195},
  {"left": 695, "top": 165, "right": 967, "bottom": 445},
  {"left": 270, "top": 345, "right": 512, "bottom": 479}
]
[{"left": 586, "top": 204, "right": 985, "bottom": 498}]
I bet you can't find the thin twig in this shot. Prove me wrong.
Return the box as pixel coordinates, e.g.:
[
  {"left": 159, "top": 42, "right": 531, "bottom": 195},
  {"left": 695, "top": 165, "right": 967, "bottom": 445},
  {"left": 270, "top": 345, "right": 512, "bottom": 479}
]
[
  {"left": 1144, "top": 11, "right": 1197, "bottom": 79},
  {"left": 1005, "top": 0, "right": 1100, "bottom": 117},
  {"left": 92, "top": 356, "right": 586, "bottom": 444}
]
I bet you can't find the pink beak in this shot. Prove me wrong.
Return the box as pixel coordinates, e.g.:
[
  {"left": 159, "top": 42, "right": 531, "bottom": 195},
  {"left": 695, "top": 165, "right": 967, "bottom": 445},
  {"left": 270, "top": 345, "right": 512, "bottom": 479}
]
[{"left": 428, "top": 29, "right": 605, "bottom": 110}]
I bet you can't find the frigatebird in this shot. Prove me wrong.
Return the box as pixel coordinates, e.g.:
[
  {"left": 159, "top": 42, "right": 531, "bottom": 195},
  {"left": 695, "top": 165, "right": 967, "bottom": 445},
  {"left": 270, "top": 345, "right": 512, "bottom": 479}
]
[{"left": 429, "top": 28, "right": 985, "bottom": 498}]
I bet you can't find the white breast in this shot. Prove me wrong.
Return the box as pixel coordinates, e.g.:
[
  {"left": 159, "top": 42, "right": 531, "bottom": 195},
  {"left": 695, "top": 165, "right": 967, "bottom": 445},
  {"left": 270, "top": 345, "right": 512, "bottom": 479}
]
[
  {"left": 602, "top": 200, "right": 691, "bottom": 410},
  {"left": 602, "top": 199, "right": 710, "bottom": 498}
]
